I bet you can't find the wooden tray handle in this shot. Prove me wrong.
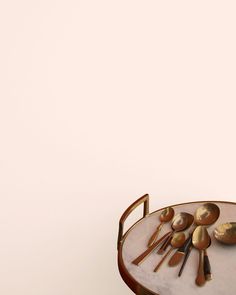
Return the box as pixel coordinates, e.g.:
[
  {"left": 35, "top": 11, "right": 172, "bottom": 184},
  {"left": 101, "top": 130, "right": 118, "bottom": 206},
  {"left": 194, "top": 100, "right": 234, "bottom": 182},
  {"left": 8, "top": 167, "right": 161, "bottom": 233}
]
[{"left": 117, "top": 194, "right": 149, "bottom": 249}]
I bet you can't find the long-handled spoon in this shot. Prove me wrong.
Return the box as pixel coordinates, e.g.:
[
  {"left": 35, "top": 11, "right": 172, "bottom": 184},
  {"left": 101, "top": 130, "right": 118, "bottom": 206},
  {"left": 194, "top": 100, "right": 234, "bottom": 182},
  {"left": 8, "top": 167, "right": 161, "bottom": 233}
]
[
  {"left": 153, "top": 232, "right": 185, "bottom": 272},
  {"left": 168, "top": 203, "right": 220, "bottom": 274},
  {"left": 177, "top": 231, "right": 212, "bottom": 279},
  {"left": 148, "top": 207, "right": 174, "bottom": 247},
  {"left": 132, "top": 212, "right": 191, "bottom": 265},
  {"left": 157, "top": 212, "right": 193, "bottom": 254},
  {"left": 192, "top": 226, "right": 211, "bottom": 287}
]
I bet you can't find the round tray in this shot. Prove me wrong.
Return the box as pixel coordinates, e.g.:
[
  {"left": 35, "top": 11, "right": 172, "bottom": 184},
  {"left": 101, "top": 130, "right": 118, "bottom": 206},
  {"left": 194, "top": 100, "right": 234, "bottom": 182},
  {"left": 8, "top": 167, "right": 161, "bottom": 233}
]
[{"left": 117, "top": 194, "right": 236, "bottom": 295}]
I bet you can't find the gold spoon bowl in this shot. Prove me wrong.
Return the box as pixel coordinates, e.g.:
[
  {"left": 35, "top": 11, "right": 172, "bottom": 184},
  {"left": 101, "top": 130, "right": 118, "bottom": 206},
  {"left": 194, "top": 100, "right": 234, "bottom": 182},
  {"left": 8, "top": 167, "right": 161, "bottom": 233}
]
[
  {"left": 148, "top": 207, "right": 175, "bottom": 247},
  {"left": 214, "top": 222, "right": 236, "bottom": 245},
  {"left": 154, "top": 232, "right": 185, "bottom": 272},
  {"left": 192, "top": 226, "right": 211, "bottom": 286},
  {"left": 194, "top": 203, "right": 220, "bottom": 226},
  {"left": 157, "top": 212, "right": 193, "bottom": 254}
]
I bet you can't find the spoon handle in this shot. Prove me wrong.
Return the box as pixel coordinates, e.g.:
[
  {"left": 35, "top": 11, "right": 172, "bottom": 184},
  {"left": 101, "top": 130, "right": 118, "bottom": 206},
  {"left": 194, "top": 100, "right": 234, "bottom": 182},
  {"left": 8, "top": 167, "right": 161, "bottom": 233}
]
[
  {"left": 154, "top": 248, "right": 173, "bottom": 272},
  {"left": 132, "top": 231, "right": 172, "bottom": 265},
  {"left": 204, "top": 249, "right": 212, "bottom": 281},
  {"left": 177, "top": 236, "right": 193, "bottom": 276},
  {"left": 195, "top": 250, "right": 206, "bottom": 286},
  {"left": 169, "top": 234, "right": 192, "bottom": 267},
  {"left": 178, "top": 244, "right": 192, "bottom": 276},
  {"left": 148, "top": 222, "right": 164, "bottom": 247},
  {"left": 157, "top": 232, "right": 173, "bottom": 254}
]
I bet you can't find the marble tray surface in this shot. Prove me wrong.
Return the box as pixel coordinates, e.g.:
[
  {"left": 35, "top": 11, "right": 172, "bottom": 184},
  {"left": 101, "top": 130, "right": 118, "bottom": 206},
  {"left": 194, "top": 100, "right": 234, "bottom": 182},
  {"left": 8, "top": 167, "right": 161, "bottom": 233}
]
[{"left": 122, "top": 201, "right": 236, "bottom": 295}]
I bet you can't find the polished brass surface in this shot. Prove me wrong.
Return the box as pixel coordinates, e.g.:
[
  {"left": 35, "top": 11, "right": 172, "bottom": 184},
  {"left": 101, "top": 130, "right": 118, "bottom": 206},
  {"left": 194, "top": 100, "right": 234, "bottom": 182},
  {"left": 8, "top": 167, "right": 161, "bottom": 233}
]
[
  {"left": 192, "top": 226, "right": 211, "bottom": 286},
  {"left": 148, "top": 207, "right": 174, "bottom": 247},
  {"left": 153, "top": 233, "right": 185, "bottom": 272},
  {"left": 172, "top": 212, "right": 193, "bottom": 231},
  {"left": 157, "top": 212, "right": 194, "bottom": 254},
  {"left": 195, "top": 203, "right": 220, "bottom": 226},
  {"left": 176, "top": 202, "right": 220, "bottom": 275},
  {"left": 214, "top": 222, "right": 236, "bottom": 245}
]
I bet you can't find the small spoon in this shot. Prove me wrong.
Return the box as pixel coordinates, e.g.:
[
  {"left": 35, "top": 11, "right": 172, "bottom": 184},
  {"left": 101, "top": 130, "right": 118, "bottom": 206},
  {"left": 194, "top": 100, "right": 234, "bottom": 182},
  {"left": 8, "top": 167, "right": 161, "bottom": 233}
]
[
  {"left": 192, "top": 226, "right": 211, "bottom": 287},
  {"left": 148, "top": 207, "right": 174, "bottom": 247},
  {"left": 132, "top": 212, "right": 192, "bottom": 265},
  {"left": 154, "top": 232, "right": 185, "bottom": 272},
  {"left": 214, "top": 222, "right": 236, "bottom": 245},
  {"left": 179, "top": 237, "right": 212, "bottom": 279},
  {"left": 157, "top": 212, "right": 193, "bottom": 254},
  {"left": 169, "top": 203, "right": 220, "bottom": 272}
]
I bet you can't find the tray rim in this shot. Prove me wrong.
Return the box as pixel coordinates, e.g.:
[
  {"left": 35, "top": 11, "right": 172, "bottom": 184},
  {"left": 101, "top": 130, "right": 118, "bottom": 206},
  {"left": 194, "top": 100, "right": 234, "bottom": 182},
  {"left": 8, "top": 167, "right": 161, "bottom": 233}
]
[{"left": 118, "top": 199, "right": 236, "bottom": 295}]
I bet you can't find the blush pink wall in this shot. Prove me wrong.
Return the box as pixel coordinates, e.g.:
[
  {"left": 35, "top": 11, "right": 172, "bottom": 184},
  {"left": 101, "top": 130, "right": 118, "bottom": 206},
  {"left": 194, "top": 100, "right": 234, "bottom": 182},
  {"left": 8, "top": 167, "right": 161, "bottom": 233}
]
[{"left": 0, "top": 1, "right": 236, "bottom": 295}]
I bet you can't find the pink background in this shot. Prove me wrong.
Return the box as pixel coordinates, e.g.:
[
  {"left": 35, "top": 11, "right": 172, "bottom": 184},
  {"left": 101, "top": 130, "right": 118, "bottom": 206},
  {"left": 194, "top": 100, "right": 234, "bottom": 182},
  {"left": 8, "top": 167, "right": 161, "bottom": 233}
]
[{"left": 0, "top": 1, "right": 236, "bottom": 294}]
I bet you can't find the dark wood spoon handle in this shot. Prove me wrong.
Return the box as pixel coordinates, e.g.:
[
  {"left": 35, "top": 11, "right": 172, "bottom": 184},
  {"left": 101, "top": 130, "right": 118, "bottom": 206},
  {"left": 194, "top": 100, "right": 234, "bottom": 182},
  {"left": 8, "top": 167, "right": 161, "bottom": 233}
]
[
  {"left": 204, "top": 250, "right": 212, "bottom": 281},
  {"left": 196, "top": 250, "right": 206, "bottom": 286},
  {"left": 178, "top": 244, "right": 193, "bottom": 276}
]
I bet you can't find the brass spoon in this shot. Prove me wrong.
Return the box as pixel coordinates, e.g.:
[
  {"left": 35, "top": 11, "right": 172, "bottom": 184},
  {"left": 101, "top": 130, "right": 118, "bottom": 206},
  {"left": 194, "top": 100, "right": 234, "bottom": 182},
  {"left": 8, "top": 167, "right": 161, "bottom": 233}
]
[
  {"left": 192, "top": 226, "right": 211, "bottom": 287},
  {"left": 214, "top": 222, "right": 236, "bottom": 245},
  {"left": 148, "top": 207, "right": 175, "bottom": 247},
  {"left": 157, "top": 212, "right": 194, "bottom": 254},
  {"left": 179, "top": 237, "right": 212, "bottom": 279},
  {"left": 132, "top": 212, "right": 192, "bottom": 265},
  {"left": 194, "top": 203, "right": 220, "bottom": 226},
  {"left": 169, "top": 203, "right": 220, "bottom": 270},
  {"left": 154, "top": 232, "right": 185, "bottom": 272}
]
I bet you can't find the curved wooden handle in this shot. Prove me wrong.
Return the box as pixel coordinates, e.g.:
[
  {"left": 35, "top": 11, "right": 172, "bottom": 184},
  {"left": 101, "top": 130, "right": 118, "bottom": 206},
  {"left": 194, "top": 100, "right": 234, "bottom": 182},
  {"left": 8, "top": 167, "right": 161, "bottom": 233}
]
[
  {"left": 204, "top": 250, "right": 212, "bottom": 281},
  {"left": 117, "top": 194, "right": 149, "bottom": 249},
  {"left": 196, "top": 250, "right": 206, "bottom": 286}
]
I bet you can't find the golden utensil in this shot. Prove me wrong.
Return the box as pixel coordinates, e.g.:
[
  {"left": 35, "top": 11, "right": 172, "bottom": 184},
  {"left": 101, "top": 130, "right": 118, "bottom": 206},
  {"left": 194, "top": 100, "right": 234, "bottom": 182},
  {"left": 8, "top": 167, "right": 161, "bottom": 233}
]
[
  {"left": 157, "top": 212, "right": 193, "bottom": 254},
  {"left": 132, "top": 231, "right": 172, "bottom": 265},
  {"left": 153, "top": 232, "right": 185, "bottom": 272},
  {"left": 169, "top": 203, "right": 220, "bottom": 274},
  {"left": 192, "top": 226, "right": 211, "bottom": 287},
  {"left": 214, "top": 222, "right": 236, "bottom": 244},
  {"left": 148, "top": 207, "right": 174, "bottom": 247},
  {"left": 194, "top": 203, "right": 220, "bottom": 226},
  {"left": 132, "top": 212, "right": 192, "bottom": 265},
  {"left": 178, "top": 236, "right": 212, "bottom": 280}
]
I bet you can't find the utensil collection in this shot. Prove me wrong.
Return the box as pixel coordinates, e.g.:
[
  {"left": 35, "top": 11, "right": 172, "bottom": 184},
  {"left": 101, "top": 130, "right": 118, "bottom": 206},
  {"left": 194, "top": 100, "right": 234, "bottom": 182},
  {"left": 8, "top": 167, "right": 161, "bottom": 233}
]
[{"left": 132, "top": 202, "right": 236, "bottom": 287}]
